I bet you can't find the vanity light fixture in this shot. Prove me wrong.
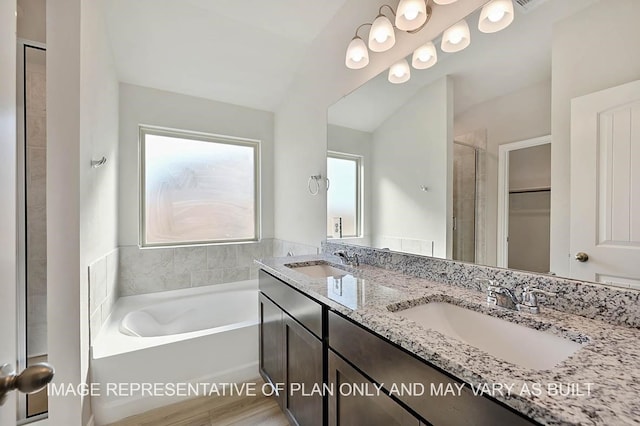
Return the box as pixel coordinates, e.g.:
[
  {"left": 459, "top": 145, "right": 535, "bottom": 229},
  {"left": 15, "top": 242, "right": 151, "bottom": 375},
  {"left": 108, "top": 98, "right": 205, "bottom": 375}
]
[
  {"left": 368, "top": 6, "right": 396, "bottom": 52},
  {"left": 441, "top": 19, "right": 471, "bottom": 53},
  {"left": 412, "top": 41, "right": 438, "bottom": 69},
  {"left": 478, "top": 0, "right": 514, "bottom": 33},
  {"left": 432, "top": 0, "right": 458, "bottom": 4},
  {"left": 345, "top": 24, "right": 371, "bottom": 69},
  {"left": 396, "top": 0, "right": 429, "bottom": 31},
  {"left": 388, "top": 59, "right": 411, "bottom": 84},
  {"left": 346, "top": 0, "right": 433, "bottom": 70}
]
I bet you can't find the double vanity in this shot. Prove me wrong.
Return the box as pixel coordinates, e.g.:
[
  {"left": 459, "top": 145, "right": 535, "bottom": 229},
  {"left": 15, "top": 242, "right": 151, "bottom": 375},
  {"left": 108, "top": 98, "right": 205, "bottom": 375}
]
[{"left": 256, "top": 246, "right": 640, "bottom": 425}]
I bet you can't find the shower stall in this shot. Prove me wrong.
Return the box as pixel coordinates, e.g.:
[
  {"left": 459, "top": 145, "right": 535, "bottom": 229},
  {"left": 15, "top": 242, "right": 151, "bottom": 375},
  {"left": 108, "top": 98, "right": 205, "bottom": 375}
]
[{"left": 452, "top": 141, "right": 482, "bottom": 264}]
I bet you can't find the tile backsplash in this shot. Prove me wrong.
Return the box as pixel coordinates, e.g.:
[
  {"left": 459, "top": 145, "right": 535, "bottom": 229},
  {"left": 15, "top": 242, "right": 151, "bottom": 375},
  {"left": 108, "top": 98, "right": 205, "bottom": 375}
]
[{"left": 323, "top": 241, "right": 640, "bottom": 328}]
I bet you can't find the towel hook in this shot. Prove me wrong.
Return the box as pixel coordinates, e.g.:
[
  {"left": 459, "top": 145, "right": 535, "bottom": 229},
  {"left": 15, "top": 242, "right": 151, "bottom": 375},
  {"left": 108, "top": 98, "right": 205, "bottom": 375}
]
[{"left": 91, "top": 157, "right": 107, "bottom": 169}]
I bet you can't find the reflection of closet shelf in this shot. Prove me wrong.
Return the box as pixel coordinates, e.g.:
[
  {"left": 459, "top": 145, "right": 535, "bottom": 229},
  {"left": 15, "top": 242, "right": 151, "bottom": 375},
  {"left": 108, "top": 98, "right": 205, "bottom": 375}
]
[
  {"left": 510, "top": 209, "right": 551, "bottom": 215},
  {"left": 509, "top": 186, "right": 551, "bottom": 194}
]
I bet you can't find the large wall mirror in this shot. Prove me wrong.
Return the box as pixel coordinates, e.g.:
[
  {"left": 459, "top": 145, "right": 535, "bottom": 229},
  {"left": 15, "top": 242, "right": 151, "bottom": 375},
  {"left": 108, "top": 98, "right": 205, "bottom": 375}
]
[{"left": 326, "top": 0, "right": 640, "bottom": 289}]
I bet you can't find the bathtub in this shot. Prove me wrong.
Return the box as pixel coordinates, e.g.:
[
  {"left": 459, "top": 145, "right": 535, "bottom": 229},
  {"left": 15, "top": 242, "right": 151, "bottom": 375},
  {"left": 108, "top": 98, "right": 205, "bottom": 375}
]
[{"left": 91, "top": 280, "right": 259, "bottom": 425}]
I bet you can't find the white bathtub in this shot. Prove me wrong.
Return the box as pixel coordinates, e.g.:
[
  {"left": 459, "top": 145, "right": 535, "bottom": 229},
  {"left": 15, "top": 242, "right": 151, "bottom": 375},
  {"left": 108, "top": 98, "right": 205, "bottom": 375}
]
[{"left": 91, "top": 281, "right": 259, "bottom": 425}]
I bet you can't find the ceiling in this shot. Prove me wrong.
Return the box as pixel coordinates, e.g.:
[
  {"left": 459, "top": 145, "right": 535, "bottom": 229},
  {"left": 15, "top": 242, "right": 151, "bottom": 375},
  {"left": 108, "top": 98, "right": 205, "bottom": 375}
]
[
  {"left": 104, "top": 0, "right": 349, "bottom": 111},
  {"left": 328, "top": 0, "right": 597, "bottom": 132}
]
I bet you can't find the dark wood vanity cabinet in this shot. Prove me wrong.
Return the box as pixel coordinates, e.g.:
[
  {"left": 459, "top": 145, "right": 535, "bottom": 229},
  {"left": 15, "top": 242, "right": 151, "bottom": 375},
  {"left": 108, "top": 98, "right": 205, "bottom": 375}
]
[
  {"left": 328, "top": 349, "right": 419, "bottom": 426},
  {"left": 328, "top": 311, "right": 537, "bottom": 426},
  {"left": 259, "top": 270, "right": 538, "bottom": 426},
  {"left": 283, "top": 313, "right": 323, "bottom": 426},
  {"left": 258, "top": 293, "right": 285, "bottom": 406},
  {"left": 259, "top": 271, "right": 323, "bottom": 426}
]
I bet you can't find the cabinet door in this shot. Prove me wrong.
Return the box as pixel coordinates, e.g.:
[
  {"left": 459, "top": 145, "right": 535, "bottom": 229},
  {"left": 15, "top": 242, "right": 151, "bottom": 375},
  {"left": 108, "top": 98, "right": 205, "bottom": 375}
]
[
  {"left": 259, "top": 293, "right": 284, "bottom": 407},
  {"left": 328, "top": 350, "right": 419, "bottom": 426},
  {"left": 284, "top": 313, "right": 323, "bottom": 426}
]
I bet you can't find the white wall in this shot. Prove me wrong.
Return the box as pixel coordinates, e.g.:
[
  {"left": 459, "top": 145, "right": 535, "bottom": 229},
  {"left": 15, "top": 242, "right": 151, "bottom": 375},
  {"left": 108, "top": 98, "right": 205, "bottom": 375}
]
[
  {"left": 327, "top": 124, "right": 372, "bottom": 245},
  {"left": 274, "top": 0, "right": 487, "bottom": 249},
  {"left": 551, "top": 0, "right": 640, "bottom": 276},
  {"left": 48, "top": 0, "right": 119, "bottom": 423},
  {"left": 118, "top": 83, "right": 275, "bottom": 247},
  {"left": 454, "top": 79, "right": 551, "bottom": 266},
  {"left": 371, "top": 76, "right": 453, "bottom": 258}
]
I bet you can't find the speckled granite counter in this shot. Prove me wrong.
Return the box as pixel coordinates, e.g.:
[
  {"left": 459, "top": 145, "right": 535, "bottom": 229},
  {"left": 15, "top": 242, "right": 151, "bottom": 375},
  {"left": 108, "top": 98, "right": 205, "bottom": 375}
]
[{"left": 256, "top": 254, "right": 640, "bottom": 426}]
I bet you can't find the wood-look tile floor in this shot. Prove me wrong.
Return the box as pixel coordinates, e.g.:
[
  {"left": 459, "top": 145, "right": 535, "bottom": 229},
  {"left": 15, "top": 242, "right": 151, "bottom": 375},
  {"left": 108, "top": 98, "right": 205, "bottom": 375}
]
[{"left": 108, "top": 379, "right": 289, "bottom": 426}]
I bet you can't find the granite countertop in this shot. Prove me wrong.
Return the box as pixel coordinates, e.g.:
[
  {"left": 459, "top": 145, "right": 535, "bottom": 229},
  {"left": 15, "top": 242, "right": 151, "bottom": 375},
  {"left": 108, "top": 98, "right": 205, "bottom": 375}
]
[{"left": 256, "top": 254, "right": 640, "bottom": 426}]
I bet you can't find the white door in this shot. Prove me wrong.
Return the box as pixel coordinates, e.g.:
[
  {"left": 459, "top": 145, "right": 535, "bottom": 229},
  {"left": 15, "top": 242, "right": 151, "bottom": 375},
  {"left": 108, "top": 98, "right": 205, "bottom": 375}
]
[
  {"left": 0, "top": 0, "right": 18, "bottom": 424},
  {"left": 570, "top": 79, "right": 640, "bottom": 286}
]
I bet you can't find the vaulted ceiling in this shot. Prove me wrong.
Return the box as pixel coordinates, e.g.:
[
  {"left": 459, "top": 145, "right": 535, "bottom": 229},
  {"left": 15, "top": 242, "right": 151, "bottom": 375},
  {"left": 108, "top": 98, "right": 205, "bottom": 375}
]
[
  {"left": 105, "top": 0, "right": 596, "bottom": 120},
  {"left": 104, "top": 0, "right": 349, "bottom": 111}
]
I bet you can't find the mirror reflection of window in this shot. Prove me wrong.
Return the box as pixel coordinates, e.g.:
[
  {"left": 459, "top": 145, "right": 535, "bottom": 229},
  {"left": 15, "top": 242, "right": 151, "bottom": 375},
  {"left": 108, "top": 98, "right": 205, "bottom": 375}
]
[{"left": 327, "top": 153, "right": 362, "bottom": 238}]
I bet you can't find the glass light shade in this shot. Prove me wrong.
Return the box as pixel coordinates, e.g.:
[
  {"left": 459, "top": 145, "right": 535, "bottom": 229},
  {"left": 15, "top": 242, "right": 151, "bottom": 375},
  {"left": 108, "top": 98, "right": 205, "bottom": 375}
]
[
  {"left": 396, "top": 0, "right": 428, "bottom": 31},
  {"left": 388, "top": 59, "right": 410, "bottom": 84},
  {"left": 478, "top": 0, "right": 514, "bottom": 33},
  {"left": 441, "top": 19, "right": 471, "bottom": 53},
  {"left": 345, "top": 37, "right": 369, "bottom": 69},
  {"left": 369, "top": 14, "right": 396, "bottom": 52},
  {"left": 433, "top": 0, "right": 458, "bottom": 4},
  {"left": 412, "top": 41, "right": 437, "bottom": 69}
]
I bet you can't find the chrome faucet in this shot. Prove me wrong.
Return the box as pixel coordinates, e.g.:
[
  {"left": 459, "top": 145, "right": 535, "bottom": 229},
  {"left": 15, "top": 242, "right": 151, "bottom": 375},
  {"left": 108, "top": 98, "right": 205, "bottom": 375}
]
[
  {"left": 333, "top": 250, "right": 359, "bottom": 266},
  {"left": 479, "top": 279, "right": 557, "bottom": 314}
]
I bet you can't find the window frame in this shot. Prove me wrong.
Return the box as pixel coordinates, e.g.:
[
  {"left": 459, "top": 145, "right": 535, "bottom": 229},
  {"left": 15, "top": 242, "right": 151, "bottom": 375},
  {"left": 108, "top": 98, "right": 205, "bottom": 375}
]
[
  {"left": 139, "top": 125, "right": 261, "bottom": 248},
  {"left": 327, "top": 150, "right": 363, "bottom": 239}
]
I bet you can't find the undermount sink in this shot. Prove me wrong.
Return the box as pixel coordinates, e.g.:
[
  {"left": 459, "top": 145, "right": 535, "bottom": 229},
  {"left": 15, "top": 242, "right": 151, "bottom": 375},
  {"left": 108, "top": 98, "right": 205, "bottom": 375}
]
[
  {"left": 286, "top": 261, "right": 349, "bottom": 279},
  {"left": 393, "top": 302, "right": 583, "bottom": 370}
]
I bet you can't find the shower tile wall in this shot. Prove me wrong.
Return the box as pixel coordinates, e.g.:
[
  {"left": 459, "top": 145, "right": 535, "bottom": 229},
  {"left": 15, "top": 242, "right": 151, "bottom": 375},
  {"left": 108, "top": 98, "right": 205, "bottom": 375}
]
[{"left": 26, "top": 49, "right": 47, "bottom": 357}]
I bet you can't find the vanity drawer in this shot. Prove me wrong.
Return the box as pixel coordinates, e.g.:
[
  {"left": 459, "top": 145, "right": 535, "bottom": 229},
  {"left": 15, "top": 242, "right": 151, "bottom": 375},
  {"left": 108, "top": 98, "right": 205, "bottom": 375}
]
[
  {"left": 259, "top": 270, "right": 323, "bottom": 339},
  {"left": 328, "top": 311, "right": 536, "bottom": 426}
]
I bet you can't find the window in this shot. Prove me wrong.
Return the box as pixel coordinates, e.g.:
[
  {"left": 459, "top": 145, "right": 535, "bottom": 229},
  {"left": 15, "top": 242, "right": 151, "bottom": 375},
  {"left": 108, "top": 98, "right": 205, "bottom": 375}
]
[
  {"left": 327, "top": 152, "right": 362, "bottom": 238},
  {"left": 140, "top": 126, "right": 260, "bottom": 247}
]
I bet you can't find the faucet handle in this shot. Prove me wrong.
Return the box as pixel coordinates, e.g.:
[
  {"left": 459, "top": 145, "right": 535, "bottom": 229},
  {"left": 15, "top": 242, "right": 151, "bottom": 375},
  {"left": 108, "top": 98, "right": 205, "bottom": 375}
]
[
  {"left": 521, "top": 287, "right": 556, "bottom": 309},
  {"left": 522, "top": 286, "right": 557, "bottom": 299},
  {"left": 474, "top": 278, "right": 495, "bottom": 292}
]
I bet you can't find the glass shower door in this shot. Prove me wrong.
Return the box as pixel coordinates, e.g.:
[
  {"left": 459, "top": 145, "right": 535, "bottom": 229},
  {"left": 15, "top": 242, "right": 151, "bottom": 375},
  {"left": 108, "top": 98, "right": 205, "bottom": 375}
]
[{"left": 452, "top": 142, "right": 477, "bottom": 263}]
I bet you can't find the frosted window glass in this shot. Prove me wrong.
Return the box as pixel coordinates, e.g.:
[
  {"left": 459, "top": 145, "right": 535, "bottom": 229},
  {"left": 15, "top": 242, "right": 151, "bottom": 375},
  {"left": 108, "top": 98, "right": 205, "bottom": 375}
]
[
  {"left": 327, "top": 155, "right": 359, "bottom": 237},
  {"left": 142, "top": 131, "right": 257, "bottom": 245}
]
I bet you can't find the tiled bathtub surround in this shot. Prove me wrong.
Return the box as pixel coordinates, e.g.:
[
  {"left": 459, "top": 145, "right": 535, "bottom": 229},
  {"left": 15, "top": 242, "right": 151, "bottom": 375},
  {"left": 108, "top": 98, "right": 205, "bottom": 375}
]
[
  {"left": 323, "top": 242, "right": 640, "bottom": 328},
  {"left": 272, "top": 238, "right": 319, "bottom": 258},
  {"left": 89, "top": 248, "right": 119, "bottom": 340},
  {"left": 117, "top": 238, "right": 318, "bottom": 296}
]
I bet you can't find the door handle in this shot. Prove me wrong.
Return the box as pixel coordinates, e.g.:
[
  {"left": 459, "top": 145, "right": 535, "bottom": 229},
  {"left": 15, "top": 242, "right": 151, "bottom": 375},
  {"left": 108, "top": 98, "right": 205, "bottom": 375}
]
[
  {"left": 575, "top": 252, "right": 589, "bottom": 262},
  {"left": 0, "top": 363, "right": 54, "bottom": 405}
]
